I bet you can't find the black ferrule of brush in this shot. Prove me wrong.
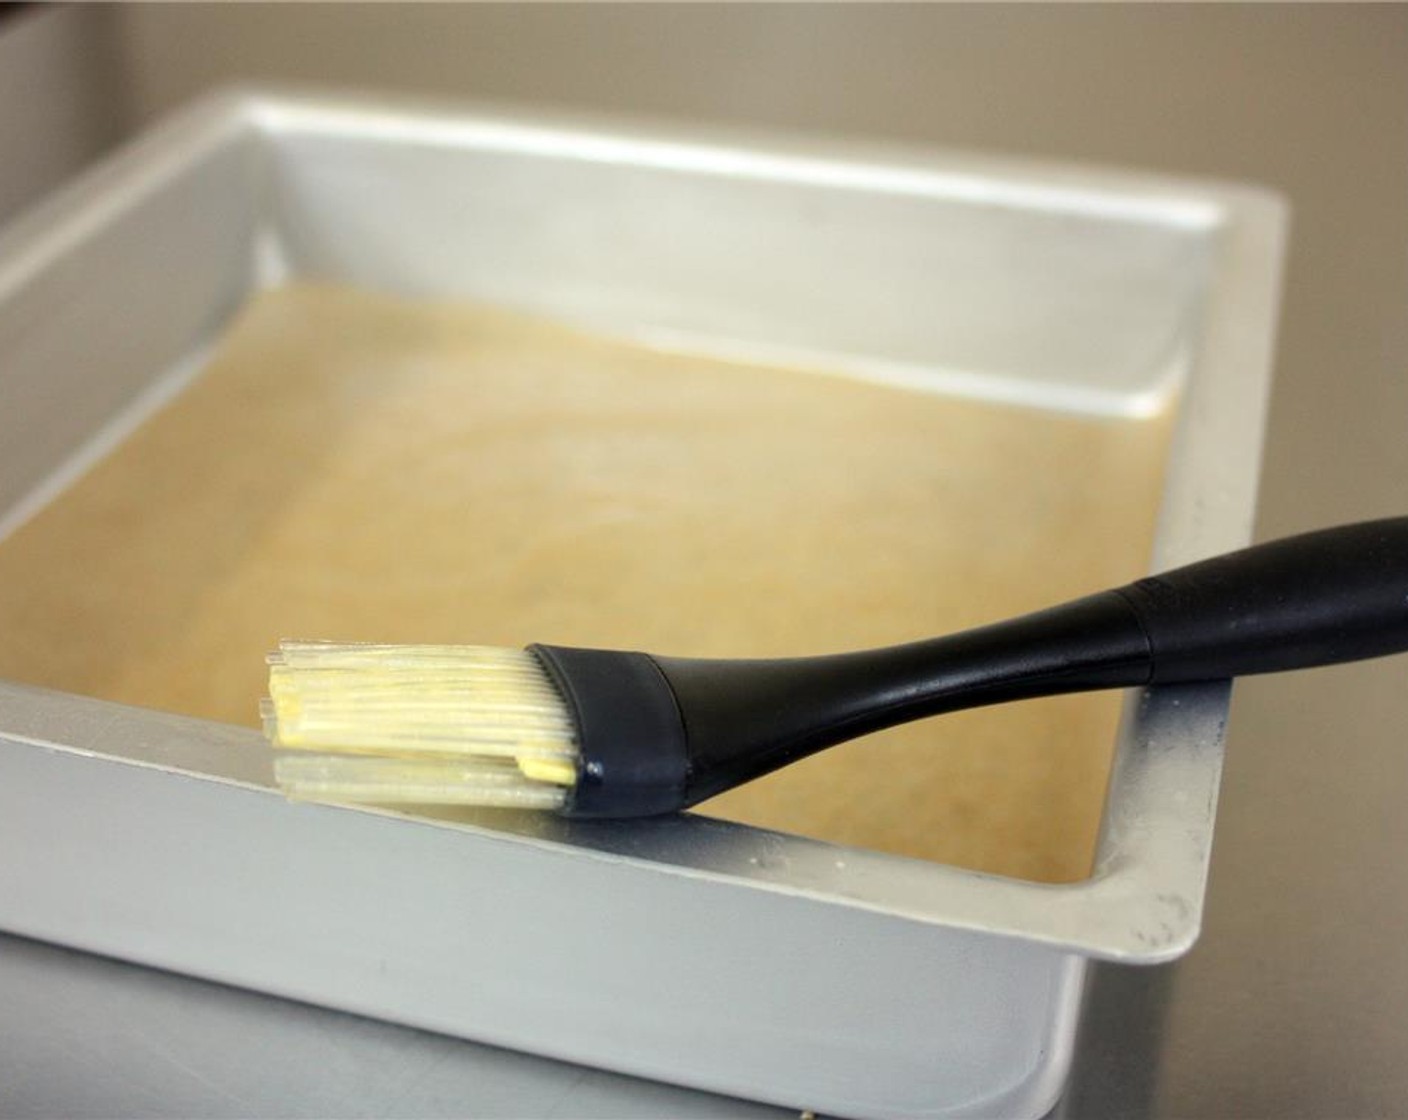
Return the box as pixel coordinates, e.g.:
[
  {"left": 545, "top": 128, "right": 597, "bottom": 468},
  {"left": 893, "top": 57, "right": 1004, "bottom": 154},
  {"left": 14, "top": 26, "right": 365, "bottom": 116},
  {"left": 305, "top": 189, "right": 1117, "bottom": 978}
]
[{"left": 530, "top": 645, "right": 692, "bottom": 818}]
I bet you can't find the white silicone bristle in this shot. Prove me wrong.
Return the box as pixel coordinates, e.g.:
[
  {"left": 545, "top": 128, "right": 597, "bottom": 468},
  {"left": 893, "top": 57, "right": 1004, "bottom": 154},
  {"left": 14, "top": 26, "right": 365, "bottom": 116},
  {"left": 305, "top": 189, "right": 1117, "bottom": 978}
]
[{"left": 263, "top": 641, "right": 578, "bottom": 810}]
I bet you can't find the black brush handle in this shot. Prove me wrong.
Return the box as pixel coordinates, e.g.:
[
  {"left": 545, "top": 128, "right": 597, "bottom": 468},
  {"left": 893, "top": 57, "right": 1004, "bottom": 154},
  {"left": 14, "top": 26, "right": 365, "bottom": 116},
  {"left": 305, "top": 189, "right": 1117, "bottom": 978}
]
[
  {"left": 651, "top": 517, "right": 1408, "bottom": 807},
  {"left": 1117, "top": 516, "right": 1408, "bottom": 680},
  {"left": 544, "top": 518, "right": 1408, "bottom": 815}
]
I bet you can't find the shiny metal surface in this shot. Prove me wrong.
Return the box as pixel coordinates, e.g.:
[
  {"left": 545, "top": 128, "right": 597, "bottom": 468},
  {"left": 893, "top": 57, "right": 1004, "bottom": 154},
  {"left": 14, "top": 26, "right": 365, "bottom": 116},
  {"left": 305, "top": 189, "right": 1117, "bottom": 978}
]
[
  {"left": 0, "top": 930, "right": 795, "bottom": 1120},
  {"left": 0, "top": 92, "right": 1284, "bottom": 1117}
]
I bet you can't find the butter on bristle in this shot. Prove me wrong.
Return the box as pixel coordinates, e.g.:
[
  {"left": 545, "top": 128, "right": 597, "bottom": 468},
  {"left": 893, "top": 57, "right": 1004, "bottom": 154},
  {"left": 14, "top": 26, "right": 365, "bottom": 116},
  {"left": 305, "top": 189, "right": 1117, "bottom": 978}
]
[
  {"left": 516, "top": 755, "right": 580, "bottom": 786},
  {"left": 263, "top": 641, "right": 579, "bottom": 809}
]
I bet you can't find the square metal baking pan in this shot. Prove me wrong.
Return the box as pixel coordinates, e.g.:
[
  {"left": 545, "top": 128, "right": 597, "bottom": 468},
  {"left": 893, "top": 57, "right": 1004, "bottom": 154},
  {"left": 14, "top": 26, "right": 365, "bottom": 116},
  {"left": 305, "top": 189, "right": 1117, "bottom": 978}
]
[{"left": 0, "top": 90, "right": 1285, "bottom": 1119}]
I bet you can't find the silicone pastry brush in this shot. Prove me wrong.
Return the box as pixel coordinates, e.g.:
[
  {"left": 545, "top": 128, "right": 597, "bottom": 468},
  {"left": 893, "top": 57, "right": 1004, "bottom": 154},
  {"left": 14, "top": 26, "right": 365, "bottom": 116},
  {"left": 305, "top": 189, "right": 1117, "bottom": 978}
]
[{"left": 265, "top": 517, "right": 1408, "bottom": 818}]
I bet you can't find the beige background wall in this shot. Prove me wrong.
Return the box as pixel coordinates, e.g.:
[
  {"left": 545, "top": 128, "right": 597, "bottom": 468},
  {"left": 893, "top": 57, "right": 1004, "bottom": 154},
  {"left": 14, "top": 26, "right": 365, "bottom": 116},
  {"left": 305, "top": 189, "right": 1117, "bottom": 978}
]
[
  {"left": 0, "top": 5, "right": 122, "bottom": 225},
  {"left": 3, "top": 5, "right": 1407, "bottom": 1116}
]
